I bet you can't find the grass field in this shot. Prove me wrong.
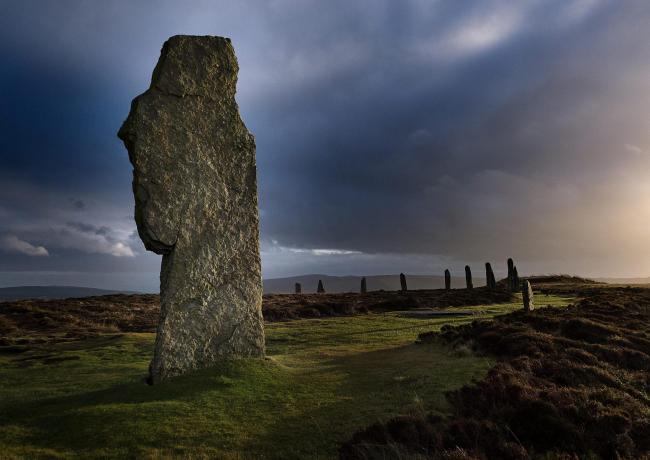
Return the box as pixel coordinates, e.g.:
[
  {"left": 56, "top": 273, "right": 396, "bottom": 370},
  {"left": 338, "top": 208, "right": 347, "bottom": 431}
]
[{"left": 0, "top": 294, "right": 572, "bottom": 459}]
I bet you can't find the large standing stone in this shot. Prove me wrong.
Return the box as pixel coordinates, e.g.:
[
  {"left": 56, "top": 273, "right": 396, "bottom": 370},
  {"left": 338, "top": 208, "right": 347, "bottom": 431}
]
[
  {"left": 317, "top": 280, "right": 325, "bottom": 293},
  {"left": 295, "top": 283, "right": 302, "bottom": 294},
  {"left": 444, "top": 269, "right": 451, "bottom": 290},
  {"left": 522, "top": 280, "right": 534, "bottom": 312},
  {"left": 360, "top": 277, "right": 367, "bottom": 294},
  {"left": 485, "top": 262, "right": 496, "bottom": 289},
  {"left": 465, "top": 265, "right": 473, "bottom": 289},
  {"left": 117, "top": 35, "right": 265, "bottom": 384},
  {"left": 400, "top": 273, "right": 408, "bottom": 292}
]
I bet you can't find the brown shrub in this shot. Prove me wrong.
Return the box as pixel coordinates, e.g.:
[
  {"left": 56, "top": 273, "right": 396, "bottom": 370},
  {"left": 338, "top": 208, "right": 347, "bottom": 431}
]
[{"left": 341, "top": 288, "right": 650, "bottom": 459}]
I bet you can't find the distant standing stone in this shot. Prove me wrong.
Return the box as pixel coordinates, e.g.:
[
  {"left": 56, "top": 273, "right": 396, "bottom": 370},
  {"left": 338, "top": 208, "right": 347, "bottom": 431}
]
[
  {"left": 117, "top": 35, "right": 265, "bottom": 383},
  {"left": 295, "top": 283, "right": 301, "bottom": 294},
  {"left": 513, "top": 266, "right": 520, "bottom": 291},
  {"left": 465, "top": 265, "right": 473, "bottom": 289},
  {"left": 522, "top": 280, "right": 534, "bottom": 312},
  {"left": 360, "top": 277, "right": 367, "bottom": 294},
  {"left": 507, "top": 258, "right": 515, "bottom": 291},
  {"left": 485, "top": 263, "right": 496, "bottom": 289},
  {"left": 444, "top": 269, "right": 451, "bottom": 290},
  {"left": 400, "top": 273, "right": 408, "bottom": 292},
  {"left": 317, "top": 280, "right": 325, "bottom": 293}
]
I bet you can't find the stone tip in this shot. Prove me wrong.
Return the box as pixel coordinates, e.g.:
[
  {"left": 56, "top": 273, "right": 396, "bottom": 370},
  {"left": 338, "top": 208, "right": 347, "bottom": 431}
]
[
  {"left": 164, "top": 34, "right": 233, "bottom": 46},
  {"left": 150, "top": 34, "right": 239, "bottom": 99}
]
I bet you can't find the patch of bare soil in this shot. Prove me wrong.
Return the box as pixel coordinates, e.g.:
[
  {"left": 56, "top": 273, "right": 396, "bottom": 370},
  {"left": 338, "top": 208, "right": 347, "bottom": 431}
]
[
  {"left": 0, "top": 288, "right": 513, "bottom": 346},
  {"left": 340, "top": 287, "right": 650, "bottom": 460}
]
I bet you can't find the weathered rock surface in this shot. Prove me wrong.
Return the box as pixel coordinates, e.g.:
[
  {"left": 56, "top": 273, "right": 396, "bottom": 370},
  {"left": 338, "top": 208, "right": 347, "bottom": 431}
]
[
  {"left": 400, "top": 273, "right": 408, "bottom": 292},
  {"left": 117, "top": 35, "right": 265, "bottom": 383},
  {"left": 485, "top": 262, "right": 496, "bottom": 289},
  {"left": 444, "top": 269, "right": 451, "bottom": 290},
  {"left": 295, "top": 283, "right": 301, "bottom": 294},
  {"left": 317, "top": 280, "right": 325, "bottom": 293},
  {"left": 465, "top": 265, "right": 473, "bottom": 289},
  {"left": 360, "top": 277, "right": 367, "bottom": 294},
  {"left": 522, "top": 280, "right": 534, "bottom": 312}
]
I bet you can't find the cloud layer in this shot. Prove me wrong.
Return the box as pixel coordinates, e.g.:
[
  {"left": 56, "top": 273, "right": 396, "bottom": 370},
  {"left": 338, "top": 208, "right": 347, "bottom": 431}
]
[
  {"left": 1, "top": 0, "right": 650, "bottom": 288},
  {"left": 0, "top": 235, "right": 48, "bottom": 257}
]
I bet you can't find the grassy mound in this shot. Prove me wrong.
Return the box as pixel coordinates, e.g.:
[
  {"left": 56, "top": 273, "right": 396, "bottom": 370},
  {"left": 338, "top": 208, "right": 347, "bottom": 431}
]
[
  {"left": 494, "top": 274, "right": 601, "bottom": 295},
  {"left": 0, "top": 316, "right": 492, "bottom": 458},
  {"left": 341, "top": 288, "right": 650, "bottom": 459},
  {"left": 0, "top": 295, "right": 570, "bottom": 458},
  {"left": 523, "top": 274, "right": 598, "bottom": 284}
]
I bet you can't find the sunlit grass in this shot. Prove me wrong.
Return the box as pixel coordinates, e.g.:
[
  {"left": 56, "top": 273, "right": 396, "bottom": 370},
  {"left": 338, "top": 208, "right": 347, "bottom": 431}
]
[{"left": 0, "top": 294, "right": 572, "bottom": 458}]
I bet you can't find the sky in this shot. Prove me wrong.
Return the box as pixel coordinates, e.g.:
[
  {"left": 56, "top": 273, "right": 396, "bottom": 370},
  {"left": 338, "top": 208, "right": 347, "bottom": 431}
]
[{"left": 1, "top": 0, "right": 650, "bottom": 291}]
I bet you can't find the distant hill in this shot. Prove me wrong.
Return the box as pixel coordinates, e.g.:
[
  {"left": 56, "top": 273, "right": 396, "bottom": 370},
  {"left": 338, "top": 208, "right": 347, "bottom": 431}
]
[
  {"left": 0, "top": 273, "right": 489, "bottom": 299},
  {"left": 0, "top": 286, "right": 135, "bottom": 301},
  {"left": 262, "top": 274, "right": 486, "bottom": 294},
  {"left": 3, "top": 273, "right": 608, "bottom": 298}
]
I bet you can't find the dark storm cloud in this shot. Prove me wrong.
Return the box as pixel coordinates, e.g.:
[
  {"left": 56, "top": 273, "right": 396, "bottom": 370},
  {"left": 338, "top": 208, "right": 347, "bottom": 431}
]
[
  {"left": 1, "top": 0, "right": 650, "bottom": 286},
  {"left": 253, "top": 0, "right": 650, "bottom": 269}
]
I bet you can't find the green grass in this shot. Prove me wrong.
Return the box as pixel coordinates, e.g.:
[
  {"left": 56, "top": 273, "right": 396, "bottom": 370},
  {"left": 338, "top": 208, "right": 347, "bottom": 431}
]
[{"left": 0, "top": 294, "right": 572, "bottom": 459}]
